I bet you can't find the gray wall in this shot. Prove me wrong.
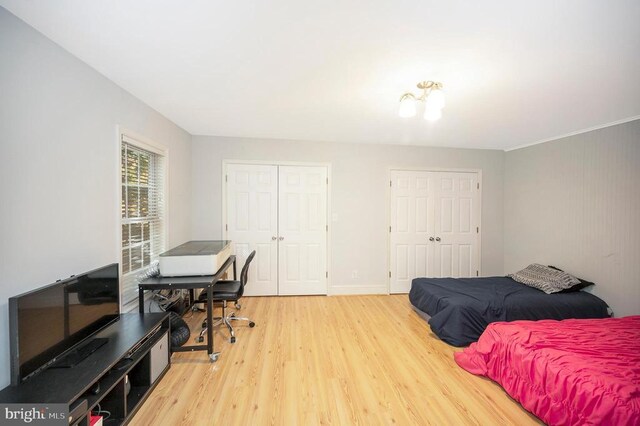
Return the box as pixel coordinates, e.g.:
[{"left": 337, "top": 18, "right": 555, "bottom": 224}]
[
  {"left": 0, "top": 8, "right": 192, "bottom": 387},
  {"left": 191, "top": 136, "right": 505, "bottom": 294},
  {"left": 504, "top": 120, "right": 640, "bottom": 317}
]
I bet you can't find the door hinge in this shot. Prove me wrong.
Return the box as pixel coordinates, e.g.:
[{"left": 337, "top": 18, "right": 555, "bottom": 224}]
[
  {"left": 326, "top": 224, "right": 328, "bottom": 232},
  {"left": 225, "top": 224, "right": 228, "bottom": 231},
  {"left": 389, "top": 271, "right": 391, "bottom": 278},
  {"left": 390, "top": 180, "right": 392, "bottom": 187},
  {"left": 389, "top": 226, "right": 392, "bottom": 232},
  {"left": 225, "top": 174, "right": 228, "bottom": 183},
  {"left": 477, "top": 182, "right": 479, "bottom": 190},
  {"left": 476, "top": 270, "right": 479, "bottom": 277},
  {"left": 326, "top": 177, "right": 328, "bottom": 185},
  {"left": 326, "top": 271, "right": 328, "bottom": 278},
  {"left": 476, "top": 226, "right": 479, "bottom": 233}
]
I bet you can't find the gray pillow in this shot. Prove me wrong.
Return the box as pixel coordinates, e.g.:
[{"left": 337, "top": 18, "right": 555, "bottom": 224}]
[{"left": 508, "top": 263, "right": 581, "bottom": 294}]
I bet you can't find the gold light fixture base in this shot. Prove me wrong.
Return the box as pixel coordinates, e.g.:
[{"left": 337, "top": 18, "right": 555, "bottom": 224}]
[{"left": 416, "top": 81, "right": 442, "bottom": 91}]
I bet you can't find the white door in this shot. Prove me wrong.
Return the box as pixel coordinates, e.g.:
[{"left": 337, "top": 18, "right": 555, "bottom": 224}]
[
  {"left": 389, "top": 171, "right": 437, "bottom": 293},
  {"left": 226, "top": 164, "right": 279, "bottom": 296},
  {"left": 433, "top": 172, "right": 480, "bottom": 278},
  {"left": 225, "top": 163, "right": 329, "bottom": 296},
  {"left": 389, "top": 170, "right": 480, "bottom": 293},
  {"left": 278, "top": 166, "right": 328, "bottom": 295}
]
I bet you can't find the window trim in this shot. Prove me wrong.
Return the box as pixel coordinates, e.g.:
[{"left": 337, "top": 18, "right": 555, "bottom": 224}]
[{"left": 117, "top": 127, "right": 169, "bottom": 312}]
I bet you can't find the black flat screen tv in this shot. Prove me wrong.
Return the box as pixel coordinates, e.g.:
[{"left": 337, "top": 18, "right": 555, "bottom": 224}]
[{"left": 9, "top": 263, "right": 120, "bottom": 384}]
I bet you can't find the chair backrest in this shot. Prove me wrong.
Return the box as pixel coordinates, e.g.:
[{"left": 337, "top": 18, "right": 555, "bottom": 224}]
[{"left": 238, "top": 250, "right": 256, "bottom": 298}]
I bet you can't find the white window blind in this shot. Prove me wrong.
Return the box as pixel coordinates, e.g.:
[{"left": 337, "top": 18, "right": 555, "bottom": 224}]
[{"left": 120, "top": 136, "right": 166, "bottom": 307}]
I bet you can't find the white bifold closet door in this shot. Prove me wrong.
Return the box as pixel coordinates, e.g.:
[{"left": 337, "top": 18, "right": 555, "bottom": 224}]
[
  {"left": 389, "top": 170, "right": 480, "bottom": 294},
  {"left": 226, "top": 163, "right": 328, "bottom": 296}
]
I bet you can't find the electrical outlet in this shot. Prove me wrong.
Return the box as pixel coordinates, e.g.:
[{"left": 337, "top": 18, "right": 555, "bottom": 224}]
[{"left": 351, "top": 270, "right": 358, "bottom": 279}]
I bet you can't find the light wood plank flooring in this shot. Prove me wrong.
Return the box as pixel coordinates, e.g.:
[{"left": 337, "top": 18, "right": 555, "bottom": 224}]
[{"left": 131, "top": 295, "right": 541, "bottom": 425}]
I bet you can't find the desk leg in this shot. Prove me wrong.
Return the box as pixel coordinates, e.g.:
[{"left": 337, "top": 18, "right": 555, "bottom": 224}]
[
  {"left": 233, "top": 258, "right": 237, "bottom": 280},
  {"left": 207, "top": 285, "right": 220, "bottom": 362},
  {"left": 138, "top": 286, "right": 145, "bottom": 314}
]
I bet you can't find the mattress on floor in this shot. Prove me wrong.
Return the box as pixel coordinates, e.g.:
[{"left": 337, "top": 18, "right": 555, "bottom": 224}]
[
  {"left": 409, "top": 276, "right": 609, "bottom": 346},
  {"left": 455, "top": 316, "right": 640, "bottom": 425}
]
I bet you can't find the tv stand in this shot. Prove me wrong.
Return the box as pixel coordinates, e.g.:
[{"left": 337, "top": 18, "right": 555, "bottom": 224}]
[
  {"left": 0, "top": 313, "right": 170, "bottom": 426},
  {"left": 51, "top": 338, "right": 109, "bottom": 368}
]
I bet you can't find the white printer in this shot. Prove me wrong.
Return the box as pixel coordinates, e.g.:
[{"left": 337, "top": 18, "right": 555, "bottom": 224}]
[{"left": 159, "top": 240, "right": 232, "bottom": 276}]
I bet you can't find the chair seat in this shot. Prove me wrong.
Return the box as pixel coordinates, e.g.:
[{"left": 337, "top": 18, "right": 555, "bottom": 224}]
[{"left": 197, "top": 280, "right": 242, "bottom": 301}]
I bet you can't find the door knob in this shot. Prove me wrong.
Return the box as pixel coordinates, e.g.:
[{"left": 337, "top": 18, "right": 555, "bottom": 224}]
[
  {"left": 435, "top": 237, "right": 441, "bottom": 242},
  {"left": 429, "top": 237, "right": 435, "bottom": 242},
  {"left": 272, "top": 236, "right": 277, "bottom": 240},
  {"left": 278, "top": 236, "right": 284, "bottom": 241}
]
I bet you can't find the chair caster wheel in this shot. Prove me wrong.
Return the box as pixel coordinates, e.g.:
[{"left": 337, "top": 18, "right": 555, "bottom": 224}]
[
  {"left": 249, "top": 322, "right": 256, "bottom": 328},
  {"left": 201, "top": 320, "right": 207, "bottom": 328},
  {"left": 229, "top": 312, "right": 236, "bottom": 318},
  {"left": 230, "top": 336, "right": 236, "bottom": 344},
  {"left": 235, "top": 303, "right": 241, "bottom": 310},
  {"left": 210, "top": 353, "right": 220, "bottom": 362},
  {"left": 197, "top": 336, "right": 204, "bottom": 343}
]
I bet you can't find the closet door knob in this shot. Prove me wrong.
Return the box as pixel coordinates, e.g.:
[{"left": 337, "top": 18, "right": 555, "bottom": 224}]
[
  {"left": 429, "top": 237, "right": 435, "bottom": 242},
  {"left": 278, "top": 236, "right": 284, "bottom": 241},
  {"left": 435, "top": 237, "right": 441, "bottom": 242},
  {"left": 272, "top": 236, "right": 277, "bottom": 240}
]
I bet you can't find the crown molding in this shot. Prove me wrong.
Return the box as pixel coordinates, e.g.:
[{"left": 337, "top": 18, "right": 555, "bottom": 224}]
[{"left": 505, "top": 115, "right": 640, "bottom": 152}]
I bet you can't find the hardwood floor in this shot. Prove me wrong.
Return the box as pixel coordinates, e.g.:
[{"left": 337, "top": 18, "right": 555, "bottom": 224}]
[{"left": 131, "top": 295, "right": 541, "bottom": 425}]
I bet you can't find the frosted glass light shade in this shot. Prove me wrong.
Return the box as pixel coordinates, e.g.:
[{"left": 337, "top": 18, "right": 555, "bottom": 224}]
[
  {"left": 398, "top": 97, "right": 417, "bottom": 118},
  {"left": 423, "top": 106, "right": 442, "bottom": 121},
  {"left": 425, "top": 88, "right": 445, "bottom": 110}
]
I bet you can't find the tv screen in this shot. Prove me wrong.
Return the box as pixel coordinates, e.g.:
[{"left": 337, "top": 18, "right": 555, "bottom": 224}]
[{"left": 9, "top": 263, "right": 120, "bottom": 384}]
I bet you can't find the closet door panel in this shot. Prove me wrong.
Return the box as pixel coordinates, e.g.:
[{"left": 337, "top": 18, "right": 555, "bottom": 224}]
[
  {"left": 433, "top": 172, "right": 479, "bottom": 278},
  {"left": 389, "top": 170, "right": 436, "bottom": 293},
  {"left": 226, "top": 164, "right": 279, "bottom": 296},
  {"left": 278, "top": 166, "right": 328, "bottom": 295}
]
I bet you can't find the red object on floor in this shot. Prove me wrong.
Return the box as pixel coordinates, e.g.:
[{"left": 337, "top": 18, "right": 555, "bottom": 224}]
[
  {"left": 455, "top": 315, "right": 640, "bottom": 426},
  {"left": 89, "top": 415, "right": 103, "bottom": 426}
]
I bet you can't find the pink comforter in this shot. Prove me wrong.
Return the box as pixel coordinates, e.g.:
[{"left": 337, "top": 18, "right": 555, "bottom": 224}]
[{"left": 455, "top": 316, "right": 640, "bottom": 426}]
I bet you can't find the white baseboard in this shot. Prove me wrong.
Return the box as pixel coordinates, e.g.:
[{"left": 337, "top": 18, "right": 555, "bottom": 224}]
[{"left": 329, "top": 284, "right": 388, "bottom": 296}]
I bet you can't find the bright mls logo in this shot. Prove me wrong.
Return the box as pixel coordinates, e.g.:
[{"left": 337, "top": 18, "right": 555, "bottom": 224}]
[{"left": 1, "top": 404, "right": 67, "bottom": 425}]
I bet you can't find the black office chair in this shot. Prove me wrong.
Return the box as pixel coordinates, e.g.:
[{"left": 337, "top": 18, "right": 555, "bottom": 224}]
[{"left": 197, "top": 251, "right": 256, "bottom": 344}]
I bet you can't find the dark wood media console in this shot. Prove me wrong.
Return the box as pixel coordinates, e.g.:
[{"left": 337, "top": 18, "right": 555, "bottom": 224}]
[{"left": 0, "top": 313, "right": 170, "bottom": 426}]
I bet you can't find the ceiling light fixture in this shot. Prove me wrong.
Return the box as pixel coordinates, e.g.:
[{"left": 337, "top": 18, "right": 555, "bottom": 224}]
[{"left": 398, "top": 81, "right": 445, "bottom": 121}]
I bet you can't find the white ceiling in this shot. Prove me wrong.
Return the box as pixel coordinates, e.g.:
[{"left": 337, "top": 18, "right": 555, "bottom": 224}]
[{"left": 2, "top": 1, "right": 640, "bottom": 150}]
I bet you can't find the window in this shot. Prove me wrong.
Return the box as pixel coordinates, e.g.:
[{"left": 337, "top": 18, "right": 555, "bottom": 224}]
[{"left": 120, "top": 134, "right": 166, "bottom": 308}]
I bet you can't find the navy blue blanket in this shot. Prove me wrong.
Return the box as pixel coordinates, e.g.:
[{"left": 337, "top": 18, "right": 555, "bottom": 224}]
[{"left": 409, "top": 276, "right": 610, "bottom": 347}]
